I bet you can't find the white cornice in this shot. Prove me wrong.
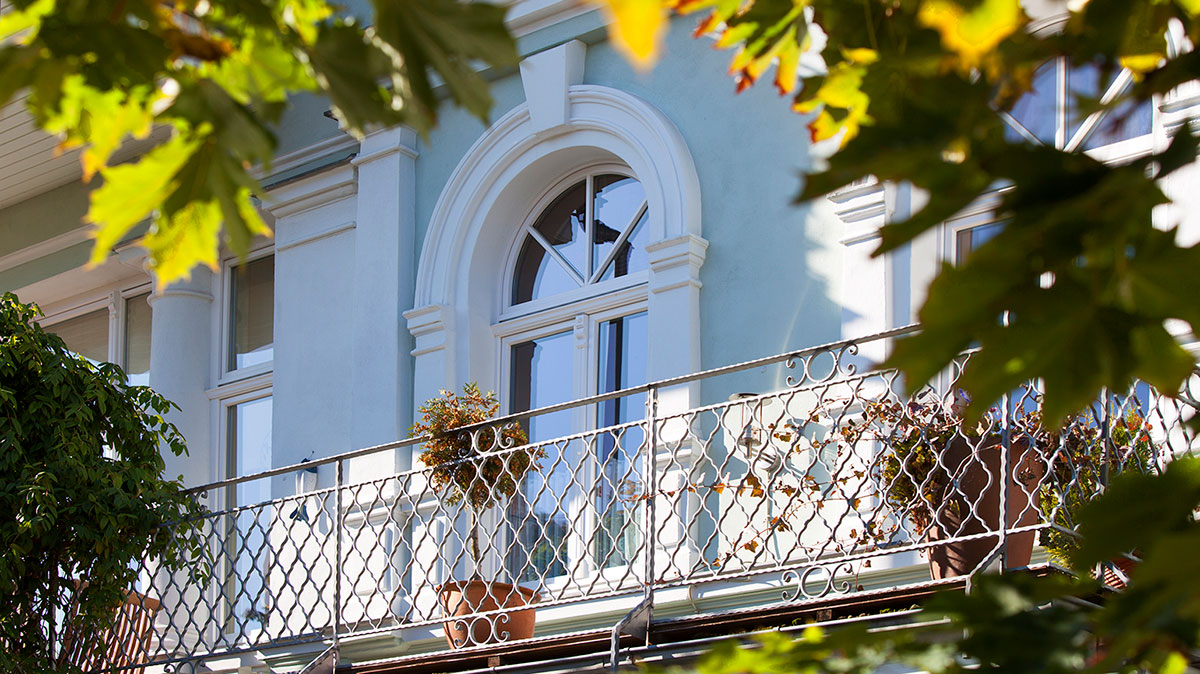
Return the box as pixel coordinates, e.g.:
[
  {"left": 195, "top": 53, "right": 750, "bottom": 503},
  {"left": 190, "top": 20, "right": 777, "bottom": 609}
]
[
  {"left": 260, "top": 134, "right": 359, "bottom": 181},
  {"left": 506, "top": 0, "right": 593, "bottom": 36},
  {"left": 263, "top": 163, "right": 357, "bottom": 219}
]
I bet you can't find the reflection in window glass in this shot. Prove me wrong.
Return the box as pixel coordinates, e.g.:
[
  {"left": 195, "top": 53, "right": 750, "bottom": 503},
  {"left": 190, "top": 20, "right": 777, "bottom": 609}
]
[
  {"left": 230, "top": 256, "right": 274, "bottom": 371},
  {"left": 592, "top": 176, "right": 647, "bottom": 280},
  {"left": 513, "top": 235, "right": 581, "bottom": 304},
  {"left": 1075, "top": 66, "right": 1153, "bottom": 150},
  {"left": 594, "top": 312, "right": 647, "bottom": 568},
  {"left": 124, "top": 293, "right": 152, "bottom": 386},
  {"left": 51, "top": 309, "right": 109, "bottom": 365},
  {"left": 508, "top": 331, "right": 574, "bottom": 581},
  {"left": 1003, "top": 59, "right": 1153, "bottom": 150},
  {"left": 955, "top": 222, "right": 1005, "bottom": 265},
  {"left": 533, "top": 180, "right": 589, "bottom": 278},
  {"left": 1006, "top": 62, "right": 1058, "bottom": 145},
  {"left": 512, "top": 172, "right": 649, "bottom": 306}
]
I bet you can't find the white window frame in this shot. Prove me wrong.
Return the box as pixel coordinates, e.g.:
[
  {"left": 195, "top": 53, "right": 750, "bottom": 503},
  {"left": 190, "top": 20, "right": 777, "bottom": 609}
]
[
  {"left": 216, "top": 244, "right": 276, "bottom": 385},
  {"left": 211, "top": 383, "right": 274, "bottom": 640},
  {"left": 39, "top": 281, "right": 154, "bottom": 374},
  {"left": 500, "top": 164, "right": 651, "bottom": 322},
  {"left": 493, "top": 168, "right": 653, "bottom": 592}
]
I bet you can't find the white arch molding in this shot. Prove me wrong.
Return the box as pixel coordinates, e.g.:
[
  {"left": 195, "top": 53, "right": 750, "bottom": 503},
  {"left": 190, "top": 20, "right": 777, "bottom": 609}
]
[{"left": 406, "top": 54, "right": 707, "bottom": 417}]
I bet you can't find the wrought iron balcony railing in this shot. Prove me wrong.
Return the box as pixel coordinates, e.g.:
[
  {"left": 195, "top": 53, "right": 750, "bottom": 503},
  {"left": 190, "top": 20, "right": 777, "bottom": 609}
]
[{"left": 71, "top": 327, "right": 1200, "bottom": 672}]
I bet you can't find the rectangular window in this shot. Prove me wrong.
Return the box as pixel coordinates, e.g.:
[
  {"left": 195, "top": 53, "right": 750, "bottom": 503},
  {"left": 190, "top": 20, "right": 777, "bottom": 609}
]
[
  {"left": 124, "top": 293, "right": 152, "bottom": 386},
  {"left": 51, "top": 308, "right": 109, "bottom": 365},
  {"left": 954, "top": 221, "right": 1004, "bottom": 266},
  {"left": 507, "top": 330, "right": 574, "bottom": 581},
  {"left": 223, "top": 394, "right": 273, "bottom": 633},
  {"left": 228, "top": 255, "right": 274, "bottom": 372},
  {"left": 505, "top": 310, "right": 649, "bottom": 582},
  {"left": 594, "top": 311, "right": 647, "bottom": 569}
]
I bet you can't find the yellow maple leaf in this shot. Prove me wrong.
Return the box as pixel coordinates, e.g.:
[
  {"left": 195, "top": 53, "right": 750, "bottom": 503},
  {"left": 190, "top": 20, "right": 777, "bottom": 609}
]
[
  {"left": 918, "top": 0, "right": 1024, "bottom": 73},
  {"left": 594, "top": 0, "right": 669, "bottom": 70}
]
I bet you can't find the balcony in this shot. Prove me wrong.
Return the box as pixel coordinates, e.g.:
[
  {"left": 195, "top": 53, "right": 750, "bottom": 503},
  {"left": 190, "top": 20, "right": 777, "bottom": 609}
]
[{"left": 77, "top": 328, "right": 1199, "bottom": 673}]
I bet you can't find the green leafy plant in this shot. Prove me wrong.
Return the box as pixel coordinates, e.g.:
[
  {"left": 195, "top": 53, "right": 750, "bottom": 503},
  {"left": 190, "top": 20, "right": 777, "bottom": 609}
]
[
  {"left": 0, "top": 0, "right": 518, "bottom": 289},
  {"left": 411, "top": 383, "right": 539, "bottom": 573},
  {"left": 0, "top": 293, "right": 206, "bottom": 672},
  {"left": 1038, "top": 408, "right": 1162, "bottom": 564}
]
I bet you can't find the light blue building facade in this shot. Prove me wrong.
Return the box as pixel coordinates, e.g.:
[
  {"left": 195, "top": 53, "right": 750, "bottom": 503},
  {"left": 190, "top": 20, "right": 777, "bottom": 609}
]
[{"left": 4, "top": 3, "right": 1199, "bottom": 672}]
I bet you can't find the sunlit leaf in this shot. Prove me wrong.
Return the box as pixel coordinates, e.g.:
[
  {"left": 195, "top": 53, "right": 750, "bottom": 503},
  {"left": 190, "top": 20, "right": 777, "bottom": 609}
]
[
  {"left": 142, "top": 198, "right": 225, "bottom": 286},
  {"left": 594, "top": 0, "right": 669, "bottom": 69},
  {"left": 918, "top": 0, "right": 1024, "bottom": 72},
  {"left": 86, "top": 133, "right": 202, "bottom": 269}
]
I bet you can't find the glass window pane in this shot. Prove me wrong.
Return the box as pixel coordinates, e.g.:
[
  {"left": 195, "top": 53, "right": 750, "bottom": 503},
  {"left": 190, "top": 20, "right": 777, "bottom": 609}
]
[
  {"left": 508, "top": 331, "right": 574, "bottom": 581},
  {"left": 955, "top": 221, "right": 1005, "bottom": 265},
  {"left": 228, "top": 396, "right": 273, "bottom": 503},
  {"left": 1005, "top": 61, "right": 1058, "bottom": 145},
  {"left": 594, "top": 312, "right": 647, "bottom": 568},
  {"left": 225, "top": 395, "right": 272, "bottom": 634},
  {"left": 512, "top": 234, "right": 581, "bottom": 305},
  {"left": 592, "top": 175, "right": 647, "bottom": 279},
  {"left": 50, "top": 309, "right": 109, "bottom": 365},
  {"left": 597, "top": 209, "right": 649, "bottom": 283},
  {"left": 1071, "top": 64, "right": 1153, "bottom": 149},
  {"left": 124, "top": 293, "right": 151, "bottom": 386},
  {"left": 230, "top": 256, "right": 274, "bottom": 371},
  {"left": 532, "top": 180, "right": 588, "bottom": 279}
]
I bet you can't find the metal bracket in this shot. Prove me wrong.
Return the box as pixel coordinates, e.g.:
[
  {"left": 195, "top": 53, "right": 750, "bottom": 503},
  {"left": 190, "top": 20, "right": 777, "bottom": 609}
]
[
  {"left": 298, "top": 645, "right": 338, "bottom": 674},
  {"left": 610, "top": 598, "right": 653, "bottom": 674}
]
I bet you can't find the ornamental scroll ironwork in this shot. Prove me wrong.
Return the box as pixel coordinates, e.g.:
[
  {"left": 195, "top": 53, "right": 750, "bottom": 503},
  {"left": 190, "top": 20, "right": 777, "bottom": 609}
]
[{"left": 780, "top": 561, "right": 858, "bottom": 602}]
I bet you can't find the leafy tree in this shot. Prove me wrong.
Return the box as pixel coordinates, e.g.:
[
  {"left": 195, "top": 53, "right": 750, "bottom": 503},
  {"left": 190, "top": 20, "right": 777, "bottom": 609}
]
[
  {"left": 0, "top": 293, "right": 204, "bottom": 671},
  {"left": 0, "top": 0, "right": 519, "bottom": 287}
]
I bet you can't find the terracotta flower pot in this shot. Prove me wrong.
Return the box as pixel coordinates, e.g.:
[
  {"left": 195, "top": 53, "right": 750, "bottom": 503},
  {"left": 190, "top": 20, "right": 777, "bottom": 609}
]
[
  {"left": 926, "top": 436, "right": 1046, "bottom": 579},
  {"left": 437, "top": 580, "right": 539, "bottom": 648}
]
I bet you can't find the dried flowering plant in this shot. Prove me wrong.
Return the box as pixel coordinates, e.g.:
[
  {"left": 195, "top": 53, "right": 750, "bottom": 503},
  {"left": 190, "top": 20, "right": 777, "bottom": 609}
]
[
  {"left": 1038, "top": 408, "right": 1160, "bottom": 564},
  {"left": 412, "top": 383, "right": 540, "bottom": 571}
]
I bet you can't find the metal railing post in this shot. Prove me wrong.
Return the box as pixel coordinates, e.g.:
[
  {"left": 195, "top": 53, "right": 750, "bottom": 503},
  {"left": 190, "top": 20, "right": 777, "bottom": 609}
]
[
  {"left": 334, "top": 459, "right": 344, "bottom": 653},
  {"left": 998, "top": 387, "right": 1011, "bottom": 572},
  {"left": 644, "top": 384, "right": 658, "bottom": 617}
]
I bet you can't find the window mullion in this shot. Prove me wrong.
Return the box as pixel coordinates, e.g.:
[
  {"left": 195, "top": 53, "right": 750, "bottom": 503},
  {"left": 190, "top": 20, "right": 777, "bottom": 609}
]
[
  {"left": 1055, "top": 57, "right": 1068, "bottom": 150},
  {"left": 590, "top": 201, "right": 647, "bottom": 284},
  {"left": 1066, "top": 68, "right": 1135, "bottom": 153},
  {"left": 108, "top": 290, "right": 121, "bottom": 366},
  {"left": 585, "top": 175, "right": 595, "bottom": 281},
  {"left": 528, "top": 225, "right": 586, "bottom": 287}
]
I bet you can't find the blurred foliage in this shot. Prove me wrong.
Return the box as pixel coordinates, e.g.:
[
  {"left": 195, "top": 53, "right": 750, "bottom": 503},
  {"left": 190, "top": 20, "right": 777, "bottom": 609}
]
[
  {"left": 657, "top": 458, "right": 1200, "bottom": 674},
  {"left": 0, "top": 293, "right": 205, "bottom": 671},
  {"left": 603, "top": 0, "right": 1200, "bottom": 429},
  {"left": 0, "top": 0, "right": 518, "bottom": 288},
  {"left": 7, "top": 0, "right": 1199, "bottom": 433}
]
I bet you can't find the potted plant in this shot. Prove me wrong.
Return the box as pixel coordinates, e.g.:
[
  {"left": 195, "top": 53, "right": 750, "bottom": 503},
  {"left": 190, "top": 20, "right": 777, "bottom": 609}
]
[
  {"left": 411, "top": 383, "right": 544, "bottom": 648},
  {"left": 1038, "top": 408, "right": 1160, "bottom": 585},
  {"left": 846, "top": 396, "right": 1047, "bottom": 579}
]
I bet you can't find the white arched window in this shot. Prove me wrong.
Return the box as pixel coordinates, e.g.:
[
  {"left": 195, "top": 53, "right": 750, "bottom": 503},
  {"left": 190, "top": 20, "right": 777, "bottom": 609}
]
[
  {"left": 405, "top": 43, "right": 706, "bottom": 599},
  {"left": 510, "top": 170, "right": 649, "bottom": 305},
  {"left": 498, "top": 166, "right": 652, "bottom": 582}
]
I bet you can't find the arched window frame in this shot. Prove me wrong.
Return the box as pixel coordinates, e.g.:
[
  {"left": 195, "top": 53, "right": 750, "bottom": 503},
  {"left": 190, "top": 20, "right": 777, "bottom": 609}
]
[
  {"left": 406, "top": 43, "right": 708, "bottom": 598},
  {"left": 500, "top": 163, "right": 651, "bottom": 321}
]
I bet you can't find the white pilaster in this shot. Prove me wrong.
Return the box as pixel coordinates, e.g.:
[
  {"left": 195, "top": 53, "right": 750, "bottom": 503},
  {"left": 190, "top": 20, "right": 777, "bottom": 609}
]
[
  {"left": 646, "top": 234, "right": 707, "bottom": 419},
  {"left": 404, "top": 303, "right": 455, "bottom": 420},
  {"left": 351, "top": 126, "right": 420, "bottom": 469},
  {"left": 147, "top": 268, "right": 215, "bottom": 653}
]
